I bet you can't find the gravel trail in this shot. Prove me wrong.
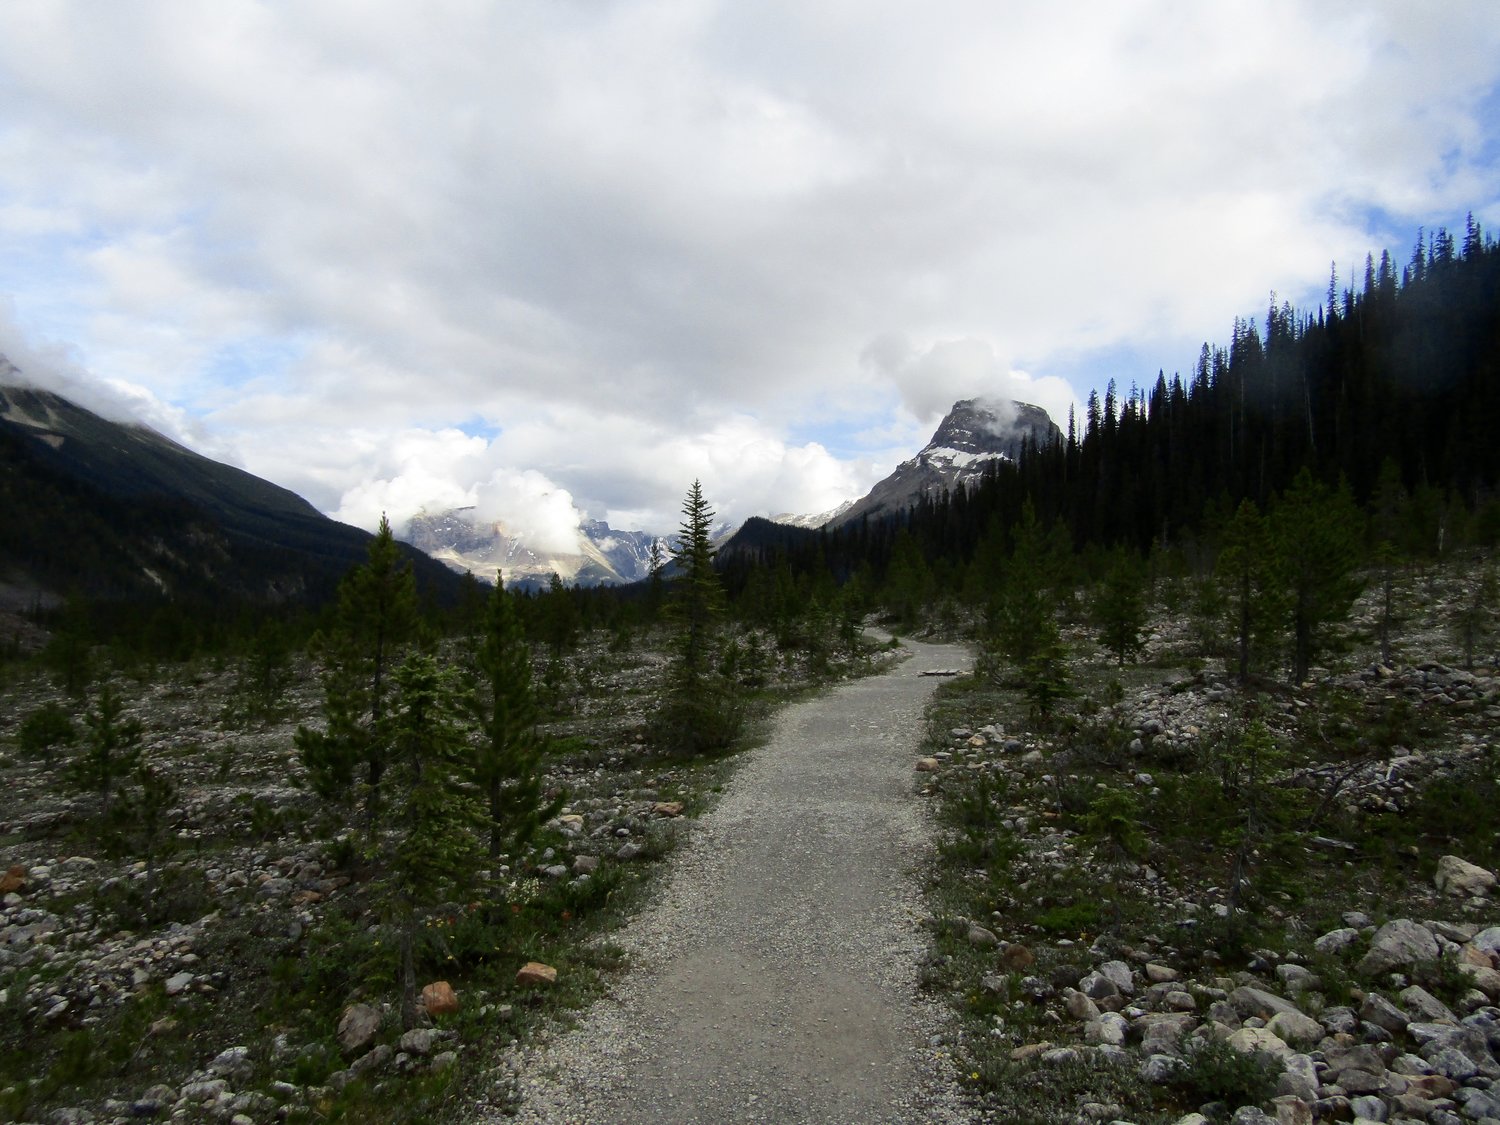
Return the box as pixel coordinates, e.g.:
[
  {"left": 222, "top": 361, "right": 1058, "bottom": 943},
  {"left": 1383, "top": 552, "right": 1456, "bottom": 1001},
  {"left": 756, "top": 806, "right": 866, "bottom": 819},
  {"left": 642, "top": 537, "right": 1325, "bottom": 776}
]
[{"left": 483, "top": 638, "right": 977, "bottom": 1125}]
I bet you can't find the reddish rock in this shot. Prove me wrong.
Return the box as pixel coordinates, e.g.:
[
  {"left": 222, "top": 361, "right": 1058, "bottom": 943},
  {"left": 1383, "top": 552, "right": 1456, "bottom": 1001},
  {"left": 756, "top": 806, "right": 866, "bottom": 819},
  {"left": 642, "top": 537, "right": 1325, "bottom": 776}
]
[
  {"left": 516, "top": 961, "right": 558, "bottom": 987},
  {"left": 1001, "top": 944, "right": 1035, "bottom": 971},
  {"left": 0, "top": 865, "right": 26, "bottom": 894},
  {"left": 915, "top": 757, "right": 940, "bottom": 773},
  {"left": 420, "top": 981, "right": 460, "bottom": 1016},
  {"left": 652, "top": 801, "right": 684, "bottom": 817}
]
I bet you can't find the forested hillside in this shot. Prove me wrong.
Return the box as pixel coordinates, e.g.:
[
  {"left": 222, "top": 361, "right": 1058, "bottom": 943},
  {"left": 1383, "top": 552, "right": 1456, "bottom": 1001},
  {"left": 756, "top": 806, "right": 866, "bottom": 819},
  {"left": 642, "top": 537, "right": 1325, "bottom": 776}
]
[{"left": 722, "top": 220, "right": 1500, "bottom": 601}]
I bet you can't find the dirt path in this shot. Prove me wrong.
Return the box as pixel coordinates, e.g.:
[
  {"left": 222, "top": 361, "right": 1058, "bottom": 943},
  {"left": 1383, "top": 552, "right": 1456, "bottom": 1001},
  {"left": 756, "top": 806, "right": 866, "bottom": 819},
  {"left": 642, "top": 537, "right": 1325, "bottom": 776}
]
[{"left": 483, "top": 638, "right": 977, "bottom": 1125}]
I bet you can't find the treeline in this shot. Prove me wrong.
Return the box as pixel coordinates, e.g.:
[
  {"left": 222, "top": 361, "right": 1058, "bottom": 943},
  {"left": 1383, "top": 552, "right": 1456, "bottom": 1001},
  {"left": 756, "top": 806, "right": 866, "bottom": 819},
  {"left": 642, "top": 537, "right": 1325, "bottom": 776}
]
[{"left": 718, "top": 220, "right": 1500, "bottom": 601}]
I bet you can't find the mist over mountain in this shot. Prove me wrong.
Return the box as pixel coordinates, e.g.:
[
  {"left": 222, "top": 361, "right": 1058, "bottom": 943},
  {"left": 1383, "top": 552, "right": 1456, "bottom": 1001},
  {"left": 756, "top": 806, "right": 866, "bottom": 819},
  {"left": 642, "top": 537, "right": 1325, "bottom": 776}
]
[
  {"left": 401, "top": 509, "right": 668, "bottom": 590},
  {"left": 822, "top": 398, "right": 1060, "bottom": 529},
  {"left": 0, "top": 374, "right": 461, "bottom": 608}
]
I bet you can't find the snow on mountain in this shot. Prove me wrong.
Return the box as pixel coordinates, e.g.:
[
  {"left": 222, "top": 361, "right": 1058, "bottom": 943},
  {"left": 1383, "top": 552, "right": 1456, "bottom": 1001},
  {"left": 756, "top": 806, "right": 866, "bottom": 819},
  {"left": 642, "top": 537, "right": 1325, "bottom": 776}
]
[
  {"left": 770, "top": 499, "right": 856, "bottom": 530},
  {"left": 401, "top": 508, "right": 668, "bottom": 589},
  {"left": 825, "top": 398, "right": 1060, "bottom": 528}
]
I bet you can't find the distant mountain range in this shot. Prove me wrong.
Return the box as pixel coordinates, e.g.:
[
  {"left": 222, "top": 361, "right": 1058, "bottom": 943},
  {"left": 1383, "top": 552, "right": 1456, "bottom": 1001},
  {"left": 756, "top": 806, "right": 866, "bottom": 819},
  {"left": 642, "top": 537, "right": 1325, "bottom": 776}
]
[
  {"left": 0, "top": 373, "right": 461, "bottom": 608},
  {"left": 1, "top": 364, "right": 1059, "bottom": 609},
  {"left": 405, "top": 398, "right": 1060, "bottom": 587},
  {"left": 401, "top": 510, "right": 669, "bottom": 590}
]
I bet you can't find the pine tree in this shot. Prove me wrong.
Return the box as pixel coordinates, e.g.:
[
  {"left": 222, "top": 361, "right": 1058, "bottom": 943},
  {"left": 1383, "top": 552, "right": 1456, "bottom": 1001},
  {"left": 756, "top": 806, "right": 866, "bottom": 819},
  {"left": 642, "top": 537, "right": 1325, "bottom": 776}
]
[
  {"left": 982, "top": 503, "right": 1061, "bottom": 673},
  {"left": 670, "top": 480, "right": 724, "bottom": 681},
  {"left": 70, "top": 685, "right": 144, "bottom": 815},
  {"left": 1093, "top": 548, "right": 1149, "bottom": 665},
  {"left": 1216, "top": 499, "right": 1284, "bottom": 684},
  {"left": 380, "top": 653, "right": 485, "bottom": 1030},
  {"left": 107, "top": 763, "right": 179, "bottom": 921},
  {"left": 1271, "top": 471, "right": 1364, "bottom": 683},
  {"left": 17, "top": 702, "right": 77, "bottom": 770},
  {"left": 295, "top": 515, "right": 418, "bottom": 830},
  {"left": 655, "top": 481, "right": 740, "bottom": 754},
  {"left": 468, "top": 583, "right": 560, "bottom": 860},
  {"left": 1450, "top": 561, "right": 1497, "bottom": 671}
]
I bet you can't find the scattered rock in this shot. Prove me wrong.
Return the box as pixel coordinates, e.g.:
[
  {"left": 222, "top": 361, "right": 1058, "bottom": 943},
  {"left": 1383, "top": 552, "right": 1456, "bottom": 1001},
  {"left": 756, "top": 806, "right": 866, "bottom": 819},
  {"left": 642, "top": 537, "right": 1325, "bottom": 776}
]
[
  {"left": 1435, "top": 855, "right": 1497, "bottom": 898},
  {"left": 338, "top": 1003, "right": 382, "bottom": 1056},
  {"left": 1357, "top": 919, "right": 1440, "bottom": 976},
  {"left": 516, "top": 961, "right": 558, "bottom": 987},
  {"left": 420, "top": 981, "right": 460, "bottom": 1017}
]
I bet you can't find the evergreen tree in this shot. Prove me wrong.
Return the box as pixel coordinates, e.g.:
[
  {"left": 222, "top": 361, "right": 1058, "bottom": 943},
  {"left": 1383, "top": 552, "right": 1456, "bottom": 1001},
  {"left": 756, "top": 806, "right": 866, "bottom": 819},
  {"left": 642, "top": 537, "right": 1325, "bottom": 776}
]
[
  {"left": 1093, "top": 548, "right": 1149, "bottom": 665},
  {"left": 107, "top": 763, "right": 179, "bottom": 920},
  {"left": 17, "top": 702, "right": 77, "bottom": 770},
  {"left": 669, "top": 480, "right": 725, "bottom": 681},
  {"left": 44, "top": 595, "right": 95, "bottom": 699},
  {"left": 379, "top": 653, "right": 485, "bottom": 1030},
  {"left": 69, "top": 685, "right": 143, "bottom": 815},
  {"left": 239, "top": 619, "right": 293, "bottom": 720},
  {"left": 656, "top": 481, "right": 740, "bottom": 754},
  {"left": 468, "top": 582, "right": 560, "bottom": 860},
  {"left": 295, "top": 515, "right": 418, "bottom": 830},
  {"left": 1271, "top": 471, "right": 1365, "bottom": 683},
  {"left": 539, "top": 573, "right": 579, "bottom": 656},
  {"left": 1450, "top": 561, "right": 1497, "bottom": 670},
  {"left": 981, "top": 503, "right": 1060, "bottom": 672},
  {"left": 1216, "top": 499, "right": 1284, "bottom": 683},
  {"left": 882, "top": 529, "right": 933, "bottom": 625}
]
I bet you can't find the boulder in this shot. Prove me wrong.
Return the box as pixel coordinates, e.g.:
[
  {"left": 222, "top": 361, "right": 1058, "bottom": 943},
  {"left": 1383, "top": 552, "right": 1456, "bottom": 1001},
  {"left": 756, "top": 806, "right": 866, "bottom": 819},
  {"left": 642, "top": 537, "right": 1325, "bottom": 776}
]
[
  {"left": 208, "top": 1045, "right": 253, "bottom": 1080},
  {"left": 337, "top": 1003, "right": 382, "bottom": 1056},
  {"left": 1230, "top": 985, "right": 1303, "bottom": 1020},
  {"left": 915, "top": 757, "right": 940, "bottom": 773},
  {"left": 1227, "top": 1026, "right": 1289, "bottom": 1056},
  {"left": 0, "top": 865, "right": 25, "bottom": 895},
  {"left": 1359, "top": 992, "right": 1410, "bottom": 1034},
  {"left": 1098, "top": 959, "right": 1136, "bottom": 996},
  {"left": 398, "top": 1028, "right": 441, "bottom": 1056},
  {"left": 1356, "top": 919, "right": 1439, "bottom": 976},
  {"left": 1000, "top": 943, "right": 1034, "bottom": 970},
  {"left": 516, "top": 961, "right": 558, "bottom": 987},
  {"left": 1434, "top": 855, "right": 1496, "bottom": 898},
  {"left": 652, "top": 801, "right": 684, "bottom": 817},
  {"left": 1313, "top": 927, "right": 1361, "bottom": 956},
  {"left": 966, "top": 923, "right": 999, "bottom": 947},
  {"left": 1397, "top": 984, "right": 1454, "bottom": 1024},
  {"left": 1266, "top": 1010, "right": 1323, "bottom": 1046},
  {"left": 420, "top": 981, "right": 459, "bottom": 1016}
]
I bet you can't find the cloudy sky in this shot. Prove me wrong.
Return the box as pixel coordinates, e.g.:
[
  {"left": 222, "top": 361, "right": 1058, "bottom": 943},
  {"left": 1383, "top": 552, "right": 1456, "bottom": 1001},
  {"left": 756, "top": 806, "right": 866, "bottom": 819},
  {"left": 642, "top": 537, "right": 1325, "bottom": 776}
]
[{"left": 2, "top": 1, "right": 1498, "bottom": 550}]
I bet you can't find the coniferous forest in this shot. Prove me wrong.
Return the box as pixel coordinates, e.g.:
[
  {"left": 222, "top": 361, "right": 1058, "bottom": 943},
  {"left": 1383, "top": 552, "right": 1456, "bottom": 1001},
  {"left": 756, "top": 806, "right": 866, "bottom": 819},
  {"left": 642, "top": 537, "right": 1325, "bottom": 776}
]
[{"left": 717, "top": 219, "right": 1500, "bottom": 618}]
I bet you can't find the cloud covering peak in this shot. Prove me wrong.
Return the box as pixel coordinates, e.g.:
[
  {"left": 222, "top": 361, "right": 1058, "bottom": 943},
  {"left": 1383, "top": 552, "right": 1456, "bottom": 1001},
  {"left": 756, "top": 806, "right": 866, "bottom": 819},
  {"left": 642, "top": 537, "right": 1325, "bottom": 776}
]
[{"left": 0, "top": 1, "right": 1496, "bottom": 535}]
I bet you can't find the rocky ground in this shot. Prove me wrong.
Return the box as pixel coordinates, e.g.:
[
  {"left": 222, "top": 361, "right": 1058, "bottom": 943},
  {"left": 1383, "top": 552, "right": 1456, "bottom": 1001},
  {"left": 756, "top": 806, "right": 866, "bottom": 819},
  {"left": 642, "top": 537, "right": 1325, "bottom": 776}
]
[
  {"left": 1, "top": 556, "right": 1496, "bottom": 1125},
  {"left": 915, "top": 563, "right": 1500, "bottom": 1124},
  {"left": 0, "top": 627, "right": 882, "bottom": 1124}
]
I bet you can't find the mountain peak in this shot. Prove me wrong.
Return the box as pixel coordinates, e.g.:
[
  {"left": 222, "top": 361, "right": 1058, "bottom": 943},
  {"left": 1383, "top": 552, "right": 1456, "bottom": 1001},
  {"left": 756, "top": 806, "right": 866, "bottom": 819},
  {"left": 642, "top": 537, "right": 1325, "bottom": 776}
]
[{"left": 825, "top": 398, "right": 1059, "bottom": 528}]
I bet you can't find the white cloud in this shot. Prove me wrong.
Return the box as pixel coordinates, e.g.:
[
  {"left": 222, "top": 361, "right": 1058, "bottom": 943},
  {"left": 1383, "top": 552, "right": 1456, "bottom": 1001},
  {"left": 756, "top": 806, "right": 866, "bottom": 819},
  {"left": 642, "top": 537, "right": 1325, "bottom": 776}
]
[{"left": 0, "top": 0, "right": 1496, "bottom": 540}]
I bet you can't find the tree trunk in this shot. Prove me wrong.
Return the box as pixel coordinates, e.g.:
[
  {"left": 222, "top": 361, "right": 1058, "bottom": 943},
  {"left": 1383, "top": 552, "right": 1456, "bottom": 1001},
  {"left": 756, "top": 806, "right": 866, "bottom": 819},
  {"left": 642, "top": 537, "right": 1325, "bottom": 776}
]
[{"left": 400, "top": 913, "right": 419, "bottom": 1031}]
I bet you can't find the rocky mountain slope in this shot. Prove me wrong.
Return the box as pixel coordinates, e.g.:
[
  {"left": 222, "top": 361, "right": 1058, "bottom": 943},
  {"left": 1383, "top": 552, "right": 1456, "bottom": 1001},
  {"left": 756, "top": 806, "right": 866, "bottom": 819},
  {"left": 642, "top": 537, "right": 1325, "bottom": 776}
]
[
  {"left": 0, "top": 376, "right": 461, "bottom": 606},
  {"left": 401, "top": 510, "right": 668, "bottom": 589},
  {"left": 825, "top": 398, "right": 1060, "bottom": 529}
]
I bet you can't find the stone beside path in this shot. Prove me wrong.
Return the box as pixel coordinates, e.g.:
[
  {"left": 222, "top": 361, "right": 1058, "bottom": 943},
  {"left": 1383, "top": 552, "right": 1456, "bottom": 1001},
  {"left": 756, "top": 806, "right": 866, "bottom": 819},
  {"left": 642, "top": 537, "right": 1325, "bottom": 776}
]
[{"left": 480, "top": 639, "right": 977, "bottom": 1125}]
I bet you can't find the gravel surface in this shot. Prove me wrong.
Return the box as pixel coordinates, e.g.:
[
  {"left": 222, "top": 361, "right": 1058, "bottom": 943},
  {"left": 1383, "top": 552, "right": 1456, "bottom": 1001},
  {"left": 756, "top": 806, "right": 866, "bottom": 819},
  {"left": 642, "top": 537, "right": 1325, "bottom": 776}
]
[{"left": 478, "top": 638, "right": 979, "bottom": 1124}]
